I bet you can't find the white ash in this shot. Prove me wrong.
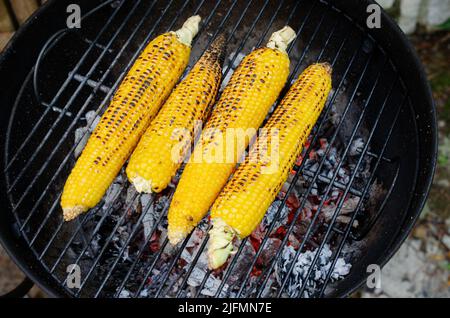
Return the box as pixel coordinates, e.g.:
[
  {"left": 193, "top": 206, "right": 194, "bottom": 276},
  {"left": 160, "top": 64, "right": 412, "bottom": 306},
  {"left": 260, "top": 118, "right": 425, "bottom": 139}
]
[
  {"left": 74, "top": 110, "right": 100, "bottom": 158},
  {"left": 275, "top": 244, "right": 351, "bottom": 298},
  {"left": 103, "top": 182, "right": 123, "bottom": 211},
  {"left": 259, "top": 276, "right": 277, "bottom": 298},
  {"left": 74, "top": 128, "right": 88, "bottom": 158},
  {"left": 181, "top": 230, "right": 207, "bottom": 263},
  {"left": 118, "top": 289, "right": 131, "bottom": 298},
  {"left": 137, "top": 266, "right": 170, "bottom": 297},
  {"left": 328, "top": 103, "right": 341, "bottom": 127},
  {"left": 302, "top": 140, "right": 354, "bottom": 192},
  {"left": 85, "top": 110, "right": 101, "bottom": 131},
  {"left": 185, "top": 253, "right": 229, "bottom": 297},
  {"left": 220, "top": 51, "right": 246, "bottom": 90},
  {"left": 85, "top": 233, "right": 101, "bottom": 258},
  {"left": 140, "top": 193, "right": 153, "bottom": 209},
  {"left": 112, "top": 226, "right": 129, "bottom": 256},
  {"left": 262, "top": 200, "right": 290, "bottom": 228},
  {"left": 349, "top": 137, "right": 365, "bottom": 156},
  {"left": 180, "top": 226, "right": 232, "bottom": 297},
  {"left": 140, "top": 194, "right": 162, "bottom": 240},
  {"left": 125, "top": 186, "right": 139, "bottom": 212}
]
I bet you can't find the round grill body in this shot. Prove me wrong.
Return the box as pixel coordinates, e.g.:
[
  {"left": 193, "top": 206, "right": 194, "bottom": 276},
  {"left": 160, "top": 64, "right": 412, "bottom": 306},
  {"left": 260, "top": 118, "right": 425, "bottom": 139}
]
[{"left": 0, "top": 0, "right": 436, "bottom": 298}]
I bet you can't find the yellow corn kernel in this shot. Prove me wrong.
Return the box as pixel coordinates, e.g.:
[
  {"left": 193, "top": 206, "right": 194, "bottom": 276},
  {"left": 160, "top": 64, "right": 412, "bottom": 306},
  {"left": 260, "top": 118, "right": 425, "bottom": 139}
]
[
  {"left": 61, "top": 16, "right": 201, "bottom": 221},
  {"left": 126, "top": 34, "right": 226, "bottom": 194},
  {"left": 167, "top": 27, "right": 296, "bottom": 244},
  {"left": 208, "top": 63, "right": 332, "bottom": 269}
]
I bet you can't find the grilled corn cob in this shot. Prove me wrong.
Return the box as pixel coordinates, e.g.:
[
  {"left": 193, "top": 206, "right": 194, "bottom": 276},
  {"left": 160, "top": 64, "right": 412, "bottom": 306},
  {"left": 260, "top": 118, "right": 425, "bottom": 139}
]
[
  {"left": 61, "top": 16, "right": 201, "bottom": 221},
  {"left": 167, "top": 27, "right": 296, "bottom": 244},
  {"left": 126, "top": 35, "right": 226, "bottom": 194},
  {"left": 208, "top": 63, "right": 332, "bottom": 269}
]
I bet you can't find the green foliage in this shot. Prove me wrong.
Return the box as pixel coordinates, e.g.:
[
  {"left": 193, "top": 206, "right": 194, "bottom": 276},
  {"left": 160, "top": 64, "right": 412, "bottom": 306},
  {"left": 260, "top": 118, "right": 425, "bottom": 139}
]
[
  {"left": 437, "top": 18, "right": 450, "bottom": 31},
  {"left": 431, "top": 70, "right": 450, "bottom": 90},
  {"left": 438, "top": 136, "right": 450, "bottom": 167}
]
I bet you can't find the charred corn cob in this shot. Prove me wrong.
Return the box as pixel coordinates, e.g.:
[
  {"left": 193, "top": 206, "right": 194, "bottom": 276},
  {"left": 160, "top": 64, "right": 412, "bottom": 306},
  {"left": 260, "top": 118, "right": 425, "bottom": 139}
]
[
  {"left": 126, "top": 35, "right": 226, "bottom": 194},
  {"left": 61, "top": 16, "right": 201, "bottom": 221},
  {"left": 167, "top": 27, "right": 296, "bottom": 244},
  {"left": 208, "top": 63, "right": 332, "bottom": 269}
]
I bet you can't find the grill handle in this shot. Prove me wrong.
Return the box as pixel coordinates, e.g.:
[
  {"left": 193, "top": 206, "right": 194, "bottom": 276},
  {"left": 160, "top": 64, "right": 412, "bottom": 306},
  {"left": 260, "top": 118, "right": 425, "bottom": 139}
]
[
  {"left": 32, "top": 0, "right": 118, "bottom": 104},
  {"left": 0, "top": 277, "right": 34, "bottom": 298}
]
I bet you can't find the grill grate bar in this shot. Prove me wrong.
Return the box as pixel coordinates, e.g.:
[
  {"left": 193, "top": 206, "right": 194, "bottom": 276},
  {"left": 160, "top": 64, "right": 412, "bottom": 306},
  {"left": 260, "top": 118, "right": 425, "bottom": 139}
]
[
  {"left": 14, "top": 0, "right": 173, "bottom": 233},
  {"left": 291, "top": 62, "right": 393, "bottom": 298},
  {"left": 5, "top": 0, "right": 125, "bottom": 171},
  {"left": 90, "top": 194, "right": 156, "bottom": 297},
  {"left": 300, "top": 168, "right": 363, "bottom": 197},
  {"left": 82, "top": 38, "right": 114, "bottom": 53},
  {"left": 46, "top": 0, "right": 194, "bottom": 277},
  {"left": 41, "top": 102, "right": 74, "bottom": 118},
  {"left": 217, "top": 2, "right": 332, "bottom": 298},
  {"left": 82, "top": 0, "right": 231, "bottom": 297},
  {"left": 194, "top": 0, "right": 318, "bottom": 298},
  {"left": 153, "top": 0, "right": 315, "bottom": 298},
  {"left": 254, "top": 36, "right": 369, "bottom": 297},
  {"left": 72, "top": 73, "right": 112, "bottom": 94},
  {"left": 130, "top": 0, "right": 275, "bottom": 298},
  {"left": 175, "top": 230, "right": 211, "bottom": 298},
  {"left": 7, "top": 0, "right": 144, "bottom": 197},
  {"left": 195, "top": 268, "right": 212, "bottom": 298},
  {"left": 363, "top": 150, "right": 392, "bottom": 163},
  {"left": 7, "top": 0, "right": 412, "bottom": 299},
  {"left": 219, "top": 0, "right": 272, "bottom": 85},
  {"left": 153, "top": 235, "right": 191, "bottom": 298},
  {"left": 93, "top": 0, "right": 236, "bottom": 297},
  {"left": 262, "top": 52, "right": 384, "bottom": 298},
  {"left": 74, "top": 193, "right": 157, "bottom": 295},
  {"left": 235, "top": 18, "right": 348, "bottom": 298},
  {"left": 113, "top": 195, "right": 172, "bottom": 297},
  {"left": 133, "top": 236, "right": 171, "bottom": 298},
  {"left": 162, "top": 0, "right": 294, "bottom": 299},
  {"left": 351, "top": 164, "right": 400, "bottom": 241},
  {"left": 30, "top": 0, "right": 179, "bottom": 259},
  {"left": 318, "top": 98, "right": 405, "bottom": 297}
]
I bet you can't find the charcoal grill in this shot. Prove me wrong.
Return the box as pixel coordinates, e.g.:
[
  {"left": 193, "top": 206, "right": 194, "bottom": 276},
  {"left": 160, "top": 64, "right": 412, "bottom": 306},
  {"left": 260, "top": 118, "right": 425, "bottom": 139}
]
[{"left": 0, "top": 0, "right": 437, "bottom": 298}]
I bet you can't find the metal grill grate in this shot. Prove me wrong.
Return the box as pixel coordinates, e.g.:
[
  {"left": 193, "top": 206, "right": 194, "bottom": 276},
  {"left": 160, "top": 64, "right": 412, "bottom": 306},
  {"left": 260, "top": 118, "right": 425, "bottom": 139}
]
[{"left": 4, "top": 0, "right": 410, "bottom": 297}]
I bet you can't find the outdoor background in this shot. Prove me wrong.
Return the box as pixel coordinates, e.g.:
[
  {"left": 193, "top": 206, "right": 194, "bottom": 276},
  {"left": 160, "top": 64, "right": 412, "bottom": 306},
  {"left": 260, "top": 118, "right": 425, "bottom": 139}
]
[{"left": 0, "top": 0, "right": 448, "bottom": 298}]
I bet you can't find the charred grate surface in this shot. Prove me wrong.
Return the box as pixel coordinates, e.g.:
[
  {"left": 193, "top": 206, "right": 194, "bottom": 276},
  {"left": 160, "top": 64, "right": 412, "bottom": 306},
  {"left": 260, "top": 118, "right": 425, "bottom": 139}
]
[{"left": 4, "top": 0, "right": 416, "bottom": 298}]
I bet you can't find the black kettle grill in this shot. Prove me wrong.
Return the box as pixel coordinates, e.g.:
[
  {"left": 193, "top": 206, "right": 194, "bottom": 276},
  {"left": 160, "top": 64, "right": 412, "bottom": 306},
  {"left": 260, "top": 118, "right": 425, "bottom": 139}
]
[{"left": 0, "top": 0, "right": 437, "bottom": 298}]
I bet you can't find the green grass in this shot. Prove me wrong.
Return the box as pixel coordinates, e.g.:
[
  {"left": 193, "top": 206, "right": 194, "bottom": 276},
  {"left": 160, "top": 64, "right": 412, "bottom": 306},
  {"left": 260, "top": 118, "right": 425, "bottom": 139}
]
[
  {"left": 438, "top": 136, "right": 450, "bottom": 167},
  {"left": 431, "top": 72, "right": 450, "bottom": 92},
  {"left": 430, "top": 72, "right": 450, "bottom": 127}
]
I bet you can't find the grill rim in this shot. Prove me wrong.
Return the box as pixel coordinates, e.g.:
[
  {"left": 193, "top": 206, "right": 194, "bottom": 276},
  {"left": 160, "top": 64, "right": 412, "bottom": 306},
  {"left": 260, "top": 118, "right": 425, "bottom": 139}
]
[
  {"left": 324, "top": 0, "right": 437, "bottom": 298},
  {"left": 0, "top": 0, "right": 437, "bottom": 298}
]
